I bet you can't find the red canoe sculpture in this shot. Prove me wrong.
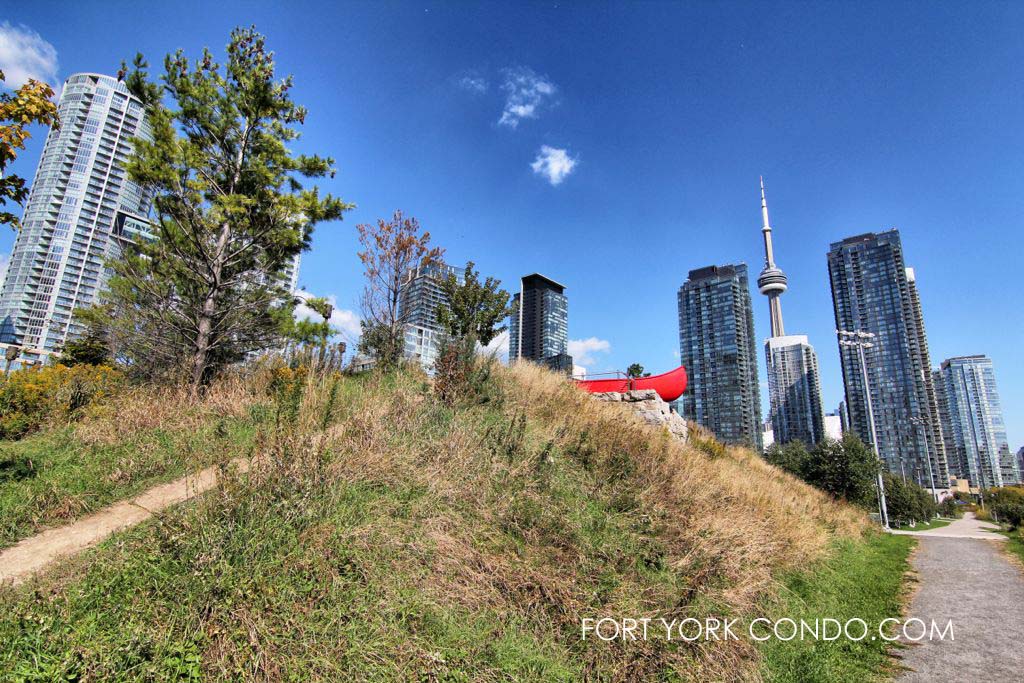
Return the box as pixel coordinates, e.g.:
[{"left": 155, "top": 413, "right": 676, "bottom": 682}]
[{"left": 574, "top": 365, "right": 688, "bottom": 403}]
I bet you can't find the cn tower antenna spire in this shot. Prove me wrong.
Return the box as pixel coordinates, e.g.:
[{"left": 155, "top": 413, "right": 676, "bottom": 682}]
[
  {"left": 756, "top": 177, "right": 787, "bottom": 337},
  {"left": 760, "top": 176, "right": 775, "bottom": 267}
]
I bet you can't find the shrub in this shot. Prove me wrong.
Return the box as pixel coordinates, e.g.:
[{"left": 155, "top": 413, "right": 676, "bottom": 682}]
[
  {"left": 882, "top": 473, "right": 938, "bottom": 526},
  {"left": 60, "top": 327, "right": 111, "bottom": 367},
  {"left": 987, "top": 486, "right": 1024, "bottom": 529},
  {"left": 764, "top": 440, "right": 811, "bottom": 478},
  {"left": 938, "top": 497, "right": 962, "bottom": 518},
  {"left": 802, "top": 434, "right": 880, "bottom": 509},
  {"left": 0, "top": 364, "right": 123, "bottom": 440},
  {"left": 762, "top": 435, "right": 881, "bottom": 510},
  {"left": 433, "top": 336, "right": 502, "bottom": 407}
]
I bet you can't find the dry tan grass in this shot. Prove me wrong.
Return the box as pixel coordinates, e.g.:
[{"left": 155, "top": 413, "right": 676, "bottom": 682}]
[
  {"left": 11, "top": 359, "right": 870, "bottom": 681},
  {"left": 74, "top": 369, "right": 264, "bottom": 447},
  {"left": 260, "top": 360, "right": 870, "bottom": 681},
  {"left": 503, "top": 362, "right": 863, "bottom": 510}
]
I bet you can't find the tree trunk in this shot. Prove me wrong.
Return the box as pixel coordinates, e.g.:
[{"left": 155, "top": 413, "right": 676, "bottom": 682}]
[
  {"left": 190, "top": 217, "right": 234, "bottom": 392},
  {"left": 190, "top": 293, "right": 217, "bottom": 392},
  {"left": 190, "top": 129, "right": 248, "bottom": 392}
]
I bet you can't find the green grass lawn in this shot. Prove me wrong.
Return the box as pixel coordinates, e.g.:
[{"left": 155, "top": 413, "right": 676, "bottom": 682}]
[
  {"left": 987, "top": 527, "right": 1024, "bottom": 564},
  {"left": 899, "top": 517, "right": 953, "bottom": 532},
  {"left": 1004, "top": 531, "right": 1024, "bottom": 565},
  {"left": 760, "top": 533, "right": 915, "bottom": 683},
  {"left": 0, "top": 418, "right": 257, "bottom": 549}
]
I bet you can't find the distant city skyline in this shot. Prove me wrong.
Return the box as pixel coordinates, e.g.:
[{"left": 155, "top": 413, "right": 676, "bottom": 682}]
[{"left": 2, "top": 3, "right": 1023, "bottom": 448}]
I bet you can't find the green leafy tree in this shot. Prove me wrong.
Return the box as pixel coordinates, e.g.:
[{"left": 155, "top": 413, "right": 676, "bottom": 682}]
[
  {"left": 626, "top": 363, "right": 644, "bottom": 379},
  {"left": 93, "top": 29, "right": 351, "bottom": 389},
  {"left": 356, "top": 210, "right": 443, "bottom": 369},
  {"left": 803, "top": 434, "right": 880, "bottom": 508},
  {"left": 938, "top": 496, "right": 962, "bottom": 518},
  {"left": 1, "top": 71, "right": 59, "bottom": 230},
  {"left": 436, "top": 261, "right": 510, "bottom": 347},
  {"left": 987, "top": 486, "right": 1024, "bottom": 529},
  {"left": 883, "top": 474, "right": 938, "bottom": 526},
  {"left": 764, "top": 440, "right": 811, "bottom": 478}
]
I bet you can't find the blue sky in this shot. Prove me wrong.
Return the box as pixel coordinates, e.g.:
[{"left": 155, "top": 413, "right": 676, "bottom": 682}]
[{"left": 3, "top": 1, "right": 1023, "bottom": 447}]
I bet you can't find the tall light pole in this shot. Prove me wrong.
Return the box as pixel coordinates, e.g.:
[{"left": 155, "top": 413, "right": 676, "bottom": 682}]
[
  {"left": 909, "top": 415, "right": 937, "bottom": 503},
  {"left": 838, "top": 329, "right": 890, "bottom": 529}
]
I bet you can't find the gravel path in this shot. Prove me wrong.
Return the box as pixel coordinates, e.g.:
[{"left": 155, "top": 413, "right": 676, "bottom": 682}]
[
  {"left": 896, "top": 515, "right": 1024, "bottom": 681},
  {"left": 890, "top": 512, "right": 1007, "bottom": 540},
  {"left": 0, "top": 458, "right": 249, "bottom": 587}
]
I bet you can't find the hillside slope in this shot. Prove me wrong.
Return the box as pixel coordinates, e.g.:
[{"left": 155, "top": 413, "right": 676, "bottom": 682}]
[{"left": 0, "top": 361, "right": 871, "bottom": 681}]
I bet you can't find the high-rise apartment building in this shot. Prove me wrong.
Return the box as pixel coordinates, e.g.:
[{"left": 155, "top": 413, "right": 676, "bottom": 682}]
[
  {"left": 678, "top": 264, "right": 762, "bottom": 448},
  {"left": 397, "top": 260, "right": 463, "bottom": 370},
  {"left": 935, "top": 355, "right": 1019, "bottom": 487},
  {"left": 0, "top": 73, "right": 153, "bottom": 365},
  {"left": 827, "top": 230, "right": 948, "bottom": 488},
  {"left": 757, "top": 179, "right": 825, "bottom": 446},
  {"left": 280, "top": 254, "right": 302, "bottom": 294},
  {"left": 509, "top": 273, "right": 572, "bottom": 374},
  {"left": 766, "top": 336, "right": 825, "bottom": 445}
]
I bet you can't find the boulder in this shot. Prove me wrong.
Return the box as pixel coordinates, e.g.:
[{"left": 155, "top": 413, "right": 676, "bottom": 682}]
[{"left": 590, "top": 387, "right": 687, "bottom": 442}]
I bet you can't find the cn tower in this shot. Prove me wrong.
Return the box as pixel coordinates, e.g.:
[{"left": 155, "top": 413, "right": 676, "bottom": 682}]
[{"left": 757, "top": 177, "right": 788, "bottom": 337}]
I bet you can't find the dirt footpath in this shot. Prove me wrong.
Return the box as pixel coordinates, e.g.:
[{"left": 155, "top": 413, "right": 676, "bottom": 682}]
[{"left": 0, "top": 458, "right": 248, "bottom": 587}]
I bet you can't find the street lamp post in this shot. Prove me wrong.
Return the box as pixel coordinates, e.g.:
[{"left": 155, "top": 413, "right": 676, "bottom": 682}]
[
  {"left": 838, "top": 329, "right": 890, "bottom": 529},
  {"left": 909, "top": 415, "right": 937, "bottom": 503}
]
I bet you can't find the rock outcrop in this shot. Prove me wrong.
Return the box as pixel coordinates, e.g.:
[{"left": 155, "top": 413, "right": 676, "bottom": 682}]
[{"left": 591, "top": 389, "right": 688, "bottom": 442}]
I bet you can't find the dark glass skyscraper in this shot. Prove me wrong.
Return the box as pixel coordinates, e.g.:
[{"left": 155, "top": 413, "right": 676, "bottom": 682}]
[
  {"left": 509, "top": 273, "right": 572, "bottom": 374},
  {"left": 678, "top": 264, "right": 761, "bottom": 449},
  {"left": 936, "top": 355, "right": 1019, "bottom": 487},
  {"left": 827, "top": 230, "right": 948, "bottom": 488}
]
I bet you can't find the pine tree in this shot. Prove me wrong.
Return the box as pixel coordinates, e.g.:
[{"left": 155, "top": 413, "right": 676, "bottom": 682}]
[{"left": 95, "top": 28, "right": 351, "bottom": 389}]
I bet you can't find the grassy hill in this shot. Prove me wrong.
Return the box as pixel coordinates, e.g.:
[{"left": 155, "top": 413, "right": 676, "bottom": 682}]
[{"left": 0, "top": 361, "right": 909, "bottom": 681}]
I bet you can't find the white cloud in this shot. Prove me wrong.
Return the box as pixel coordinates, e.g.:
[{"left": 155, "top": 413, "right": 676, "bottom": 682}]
[
  {"left": 568, "top": 337, "right": 611, "bottom": 368},
  {"left": 498, "top": 66, "right": 555, "bottom": 128},
  {"left": 456, "top": 73, "right": 488, "bottom": 94},
  {"left": 294, "top": 290, "right": 361, "bottom": 342},
  {"left": 531, "top": 146, "right": 577, "bottom": 186},
  {"left": 0, "top": 22, "right": 58, "bottom": 88},
  {"left": 478, "top": 329, "right": 509, "bottom": 362}
]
